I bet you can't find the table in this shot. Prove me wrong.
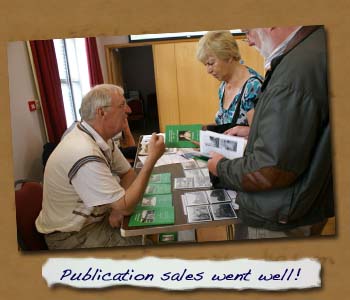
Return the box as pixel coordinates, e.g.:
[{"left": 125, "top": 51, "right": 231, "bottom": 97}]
[{"left": 120, "top": 140, "right": 240, "bottom": 239}]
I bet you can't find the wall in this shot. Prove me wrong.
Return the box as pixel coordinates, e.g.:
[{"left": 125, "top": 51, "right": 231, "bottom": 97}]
[
  {"left": 96, "top": 35, "right": 129, "bottom": 82},
  {"left": 7, "top": 35, "right": 150, "bottom": 182},
  {"left": 7, "top": 35, "right": 128, "bottom": 182},
  {"left": 7, "top": 41, "right": 47, "bottom": 182}
]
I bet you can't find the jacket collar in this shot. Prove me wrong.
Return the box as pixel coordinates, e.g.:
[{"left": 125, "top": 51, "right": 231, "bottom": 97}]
[{"left": 261, "top": 25, "right": 323, "bottom": 92}]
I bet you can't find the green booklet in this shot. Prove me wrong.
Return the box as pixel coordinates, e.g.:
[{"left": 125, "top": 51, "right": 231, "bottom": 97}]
[
  {"left": 136, "top": 194, "right": 173, "bottom": 209},
  {"left": 165, "top": 124, "right": 201, "bottom": 148},
  {"left": 149, "top": 173, "right": 171, "bottom": 184},
  {"left": 128, "top": 207, "right": 175, "bottom": 227},
  {"left": 144, "top": 183, "right": 172, "bottom": 196}
]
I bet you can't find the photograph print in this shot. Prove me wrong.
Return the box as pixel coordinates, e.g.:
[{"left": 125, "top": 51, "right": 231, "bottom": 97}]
[
  {"left": 187, "top": 205, "right": 212, "bottom": 223},
  {"left": 210, "top": 203, "right": 237, "bottom": 220}
]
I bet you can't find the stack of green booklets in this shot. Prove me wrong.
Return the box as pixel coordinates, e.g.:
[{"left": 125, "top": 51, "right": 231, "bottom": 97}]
[
  {"left": 128, "top": 173, "right": 175, "bottom": 227},
  {"left": 165, "top": 124, "right": 201, "bottom": 148}
]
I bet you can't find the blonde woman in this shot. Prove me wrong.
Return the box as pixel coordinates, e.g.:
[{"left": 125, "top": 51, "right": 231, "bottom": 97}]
[{"left": 197, "top": 31, "right": 263, "bottom": 134}]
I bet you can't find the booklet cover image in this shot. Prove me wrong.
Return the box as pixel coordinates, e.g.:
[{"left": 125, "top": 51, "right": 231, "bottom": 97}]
[{"left": 165, "top": 124, "right": 201, "bottom": 147}]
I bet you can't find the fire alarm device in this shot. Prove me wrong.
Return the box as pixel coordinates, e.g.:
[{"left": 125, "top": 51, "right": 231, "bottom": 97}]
[{"left": 28, "top": 100, "right": 36, "bottom": 112}]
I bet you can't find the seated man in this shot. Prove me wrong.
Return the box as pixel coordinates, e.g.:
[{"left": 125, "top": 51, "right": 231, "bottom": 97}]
[{"left": 35, "top": 84, "right": 165, "bottom": 249}]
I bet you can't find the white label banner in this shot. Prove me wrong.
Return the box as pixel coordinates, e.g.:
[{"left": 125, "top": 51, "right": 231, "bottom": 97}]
[{"left": 42, "top": 257, "right": 321, "bottom": 290}]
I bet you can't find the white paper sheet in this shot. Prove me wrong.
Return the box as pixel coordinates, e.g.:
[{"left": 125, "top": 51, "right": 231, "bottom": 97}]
[
  {"left": 200, "top": 130, "right": 247, "bottom": 159},
  {"left": 138, "top": 153, "right": 190, "bottom": 167}
]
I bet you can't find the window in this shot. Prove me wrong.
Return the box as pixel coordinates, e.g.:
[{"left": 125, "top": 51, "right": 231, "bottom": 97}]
[{"left": 54, "top": 38, "right": 90, "bottom": 127}]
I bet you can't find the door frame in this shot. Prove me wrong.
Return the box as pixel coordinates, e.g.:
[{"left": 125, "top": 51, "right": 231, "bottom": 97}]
[{"left": 104, "top": 38, "right": 207, "bottom": 84}]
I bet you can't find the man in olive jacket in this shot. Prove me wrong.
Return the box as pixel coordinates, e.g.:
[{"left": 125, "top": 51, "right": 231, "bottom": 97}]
[{"left": 208, "top": 25, "right": 333, "bottom": 239}]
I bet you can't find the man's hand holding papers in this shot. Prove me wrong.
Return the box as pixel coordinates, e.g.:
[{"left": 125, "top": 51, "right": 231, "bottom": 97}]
[
  {"left": 200, "top": 130, "right": 247, "bottom": 176},
  {"left": 207, "top": 152, "right": 225, "bottom": 176}
]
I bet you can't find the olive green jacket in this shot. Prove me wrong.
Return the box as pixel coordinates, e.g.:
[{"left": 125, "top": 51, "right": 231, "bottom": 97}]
[{"left": 217, "top": 26, "right": 334, "bottom": 230}]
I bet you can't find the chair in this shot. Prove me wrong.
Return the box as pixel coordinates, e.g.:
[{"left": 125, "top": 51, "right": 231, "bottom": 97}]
[
  {"left": 14, "top": 180, "right": 48, "bottom": 250},
  {"left": 127, "top": 98, "right": 146, "bottom": 129},
  {"left": 146, "top": 93, "right": 160, "bottom": 132},
  {"left": 42, "top": 142, "right": 57, "bottom": 169}
]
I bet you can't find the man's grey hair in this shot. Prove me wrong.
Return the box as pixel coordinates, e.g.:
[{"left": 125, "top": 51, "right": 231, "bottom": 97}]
[{"left": 80, "top": 84, "right": 124, "bottom": 121}]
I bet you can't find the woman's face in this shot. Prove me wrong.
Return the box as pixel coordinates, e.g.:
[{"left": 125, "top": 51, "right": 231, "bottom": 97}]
[{"left": 204, "top": 55, "right": 232, "bottom": 81}]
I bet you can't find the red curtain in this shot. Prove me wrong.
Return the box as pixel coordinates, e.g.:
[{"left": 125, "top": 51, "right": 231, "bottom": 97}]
[
  {"left": 29, "top": 40, "right": 67, "bottom": 143},
  {"left": 85, "top": 37, "right": 104, "bottom": 87}
]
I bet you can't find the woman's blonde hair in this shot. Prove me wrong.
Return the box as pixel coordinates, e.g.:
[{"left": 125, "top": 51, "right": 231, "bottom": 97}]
[{"left": 196, "top": 30, "right": 241, "bottom": 63}]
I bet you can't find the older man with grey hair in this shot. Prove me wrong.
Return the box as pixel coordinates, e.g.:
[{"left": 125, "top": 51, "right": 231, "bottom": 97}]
[
  {"left": 208, "top": 26, "right": 333, "bottom": 239},
  {"left": 36, "top": 84, "right": 165, "bottom": 249}
]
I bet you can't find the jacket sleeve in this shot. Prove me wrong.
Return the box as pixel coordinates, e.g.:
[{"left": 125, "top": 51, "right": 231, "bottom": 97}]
[{"left": 217, "top": 84, "right": 323, "bottom": 192}]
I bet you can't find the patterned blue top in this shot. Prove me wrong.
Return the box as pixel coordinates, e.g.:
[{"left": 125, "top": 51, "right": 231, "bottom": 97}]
[{"left": 215, "top": 66, "right": 263, "bottom": 125}]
